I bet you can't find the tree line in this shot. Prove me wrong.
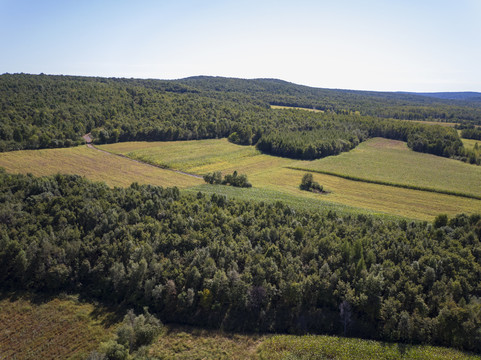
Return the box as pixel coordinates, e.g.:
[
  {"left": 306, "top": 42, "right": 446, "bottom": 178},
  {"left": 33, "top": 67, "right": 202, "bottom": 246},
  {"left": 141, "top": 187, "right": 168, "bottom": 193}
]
[{"left": 1, "top": 170, "right": 480, "bottom": 352}]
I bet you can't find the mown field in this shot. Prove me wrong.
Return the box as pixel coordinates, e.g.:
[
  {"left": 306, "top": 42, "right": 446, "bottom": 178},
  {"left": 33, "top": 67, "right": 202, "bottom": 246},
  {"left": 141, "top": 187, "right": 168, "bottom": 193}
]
[
  {"left": 100, "top": 138, "right": 481, "bottom": 221},
  {"left": 0, "top": 296, "right": 115, "bottom": 360},
  {"left": 0, "top": 146, "right": 202, "bottom": 188}
]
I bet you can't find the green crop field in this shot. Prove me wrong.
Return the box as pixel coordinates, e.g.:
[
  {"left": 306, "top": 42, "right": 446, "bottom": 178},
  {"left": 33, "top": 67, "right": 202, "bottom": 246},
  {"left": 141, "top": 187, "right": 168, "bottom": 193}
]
[
  {"left": 0, "top": 296, "right": 115, "bottom": 360},
  {"left": 293, "top": 137, "right": 481, "bottom": 198},
  {"left": 101, "top": 138, "right": 481, "bottom": 221},
  {"left": 257, "top": 335, "right": 481, "bottom": 360}
]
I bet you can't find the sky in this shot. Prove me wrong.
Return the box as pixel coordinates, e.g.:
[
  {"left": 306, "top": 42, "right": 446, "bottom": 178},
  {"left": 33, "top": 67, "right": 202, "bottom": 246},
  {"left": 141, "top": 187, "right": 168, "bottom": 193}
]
[{"left": 1, "top": 0, "right": 480, "bottom": 92}]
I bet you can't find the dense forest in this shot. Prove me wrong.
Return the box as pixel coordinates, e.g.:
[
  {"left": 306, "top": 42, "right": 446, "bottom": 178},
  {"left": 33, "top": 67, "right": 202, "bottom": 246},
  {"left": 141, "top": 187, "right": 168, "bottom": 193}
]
[
  {"left": 1, "top": 171, "right": 481, "bottom": 352},
  {"left": 0, "top": 73, "right": 473, "bottom": 162}
]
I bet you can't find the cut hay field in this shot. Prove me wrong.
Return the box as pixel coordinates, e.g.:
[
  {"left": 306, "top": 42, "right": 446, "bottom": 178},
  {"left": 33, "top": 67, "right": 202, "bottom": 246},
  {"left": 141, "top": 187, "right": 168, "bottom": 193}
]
[
  {"left": 270, "top": 105, "right": 324, "bottom": 112},
  {"left": 0, "top": 145, "right": 202, "bottom": 188},
  {"left": 100, "top": 138, "right": 481, "bottom": 221},
  {"left": 0, "top": 296, "right": 115, "bottom": 360},
  {"left": 294, "top": 137, "right": 481, "bottom": 198}
]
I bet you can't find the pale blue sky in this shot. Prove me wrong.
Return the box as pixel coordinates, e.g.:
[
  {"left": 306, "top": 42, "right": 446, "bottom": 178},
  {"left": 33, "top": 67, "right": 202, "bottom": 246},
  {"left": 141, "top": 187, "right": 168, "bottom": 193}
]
[{"left": 1, "top": 0, "right": 480, "bottom": 91}]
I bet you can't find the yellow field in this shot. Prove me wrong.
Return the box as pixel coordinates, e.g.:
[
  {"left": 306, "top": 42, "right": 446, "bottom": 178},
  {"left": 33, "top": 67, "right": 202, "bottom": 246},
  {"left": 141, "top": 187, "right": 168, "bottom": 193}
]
[
  {"left": 0, "top": 145, "right": 202, "bottom": 188},
  {"left": 100, "top": 138, "right": 481, "bottom": 221},
  {"left": 270, "top": 105, "right": 324, "bottom": 112},
  {"left": 0, "top": 296, "right": 115, "bottom": 360}
]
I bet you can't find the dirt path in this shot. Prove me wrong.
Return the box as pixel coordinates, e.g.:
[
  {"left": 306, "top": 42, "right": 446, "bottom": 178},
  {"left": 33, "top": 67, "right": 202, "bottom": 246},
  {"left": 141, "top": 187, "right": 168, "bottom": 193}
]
[{"left": 83, "top": 135, "right": 203, "bottom": 179}]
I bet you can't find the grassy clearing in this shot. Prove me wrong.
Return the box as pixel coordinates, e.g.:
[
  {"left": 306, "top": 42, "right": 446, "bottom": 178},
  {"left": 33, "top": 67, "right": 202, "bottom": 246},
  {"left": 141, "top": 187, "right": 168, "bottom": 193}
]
[
  {"left": 0, "top": 145, "right": 202, "bottom": 188},
  {"left": 294, "top": 137, "right": 481, "bottom": 198},
  {"left": 0, "top": 295, "right": 115, "bottom": 360},
  {"left": 149, "top": 326, "right": 265, "bottom": 360},
  {"left": 270, "top": 105, "right": 324, "bottom": 112},
  {"left": 402, "top": 119, "right": 458, "bottom": 127},
  {"left": 257, "top": 335, "right": 481, "bottom": 360},
  {"left": 463, "top": 137, "right": 481, "bottom": 151}
]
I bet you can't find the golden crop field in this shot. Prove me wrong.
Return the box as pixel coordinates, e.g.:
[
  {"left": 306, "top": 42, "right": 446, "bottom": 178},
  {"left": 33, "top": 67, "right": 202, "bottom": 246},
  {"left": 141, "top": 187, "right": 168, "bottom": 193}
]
[
  {"left": 0, "top": 145, "right": 202, "bottom": 188},
  {"left": 0, "top": 296, "right": 115, "bottom": 360}
]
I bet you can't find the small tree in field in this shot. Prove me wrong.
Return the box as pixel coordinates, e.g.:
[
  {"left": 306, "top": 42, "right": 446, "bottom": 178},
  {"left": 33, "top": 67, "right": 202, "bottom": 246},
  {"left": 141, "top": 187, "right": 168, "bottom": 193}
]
[{"left": 300, "top": 173, "right": 323, "bottom": 193}]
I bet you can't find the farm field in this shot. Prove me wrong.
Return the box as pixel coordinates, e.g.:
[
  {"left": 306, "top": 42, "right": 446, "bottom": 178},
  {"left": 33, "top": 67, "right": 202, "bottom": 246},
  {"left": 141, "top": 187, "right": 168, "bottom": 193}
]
[
  {"left": 270, "top": 105, "right": 324, "bottom": 112},
  {"left": 0, "top": 296, "right": 115, "bottom": 360},
  {"left": 257, "top": 335, "right": 481, "bottom": 360},
  {"left": 149, "top": 326, "right": 481, "bottom": 360},
  {"left": 293, "top": 137, "right": 481, "bottom": 198},
  {"left": 0, "top": 138, "right": 480, "bottom": 220},
  {"left": 100, "top": 138, "right": 481, "bottom": 220},
  {"left": 0, "top": 145, "right": 202, "bottom": 188}
]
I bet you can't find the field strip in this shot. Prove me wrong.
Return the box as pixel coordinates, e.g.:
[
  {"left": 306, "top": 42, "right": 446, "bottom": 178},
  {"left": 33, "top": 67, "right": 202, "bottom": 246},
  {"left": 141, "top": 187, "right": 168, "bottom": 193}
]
[
  {"left": 287, "top": 166, "right": 481, "bottom": 201},
  {"left": 87, "top": 142, "right": 203, "bottom": 179}
]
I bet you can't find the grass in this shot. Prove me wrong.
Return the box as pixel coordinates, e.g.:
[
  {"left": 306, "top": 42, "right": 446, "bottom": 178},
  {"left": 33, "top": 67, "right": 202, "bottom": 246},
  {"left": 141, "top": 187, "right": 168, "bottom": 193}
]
[
  {"left": 257, "top": 335, "right": 481, "bottom": 360},
  {"left": 293, "top": 137, "right": 481, "bottom": 198},
  {"left": 0, "top": 145, "right": 202, "bottom": 188},
  {"left": 462, "top": 138, "right": 481, "bottom": 152},
  {"left": 0, "top": 295, "right": 116, "bottom": 360},
  {"left": 149, "top": 325, "right": 265, "bottom": 360},
  {"left": 2, "top": 296, "right": 480, "bottom": 360},
  {"left": 102, "top": 138, "right": 481, "bottom": 221}
]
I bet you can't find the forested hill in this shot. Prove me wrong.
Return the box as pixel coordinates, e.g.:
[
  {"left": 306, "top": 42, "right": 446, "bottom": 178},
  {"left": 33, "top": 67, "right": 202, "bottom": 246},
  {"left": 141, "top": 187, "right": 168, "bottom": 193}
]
[
  {"left": 412, "top": 92, "right": 481, "bottom": 101},
  {"left": 178, "top": 76, "right": 481, "bottom": 122},
  {"left": 0, "top": 73, "right": 477, "bottom": 160}
]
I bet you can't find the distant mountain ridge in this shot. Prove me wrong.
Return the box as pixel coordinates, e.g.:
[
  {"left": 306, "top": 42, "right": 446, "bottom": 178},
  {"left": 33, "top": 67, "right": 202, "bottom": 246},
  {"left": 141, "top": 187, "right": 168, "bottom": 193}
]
[{"left": 410, "top": 92, "right": 481, "bottom": 101}]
